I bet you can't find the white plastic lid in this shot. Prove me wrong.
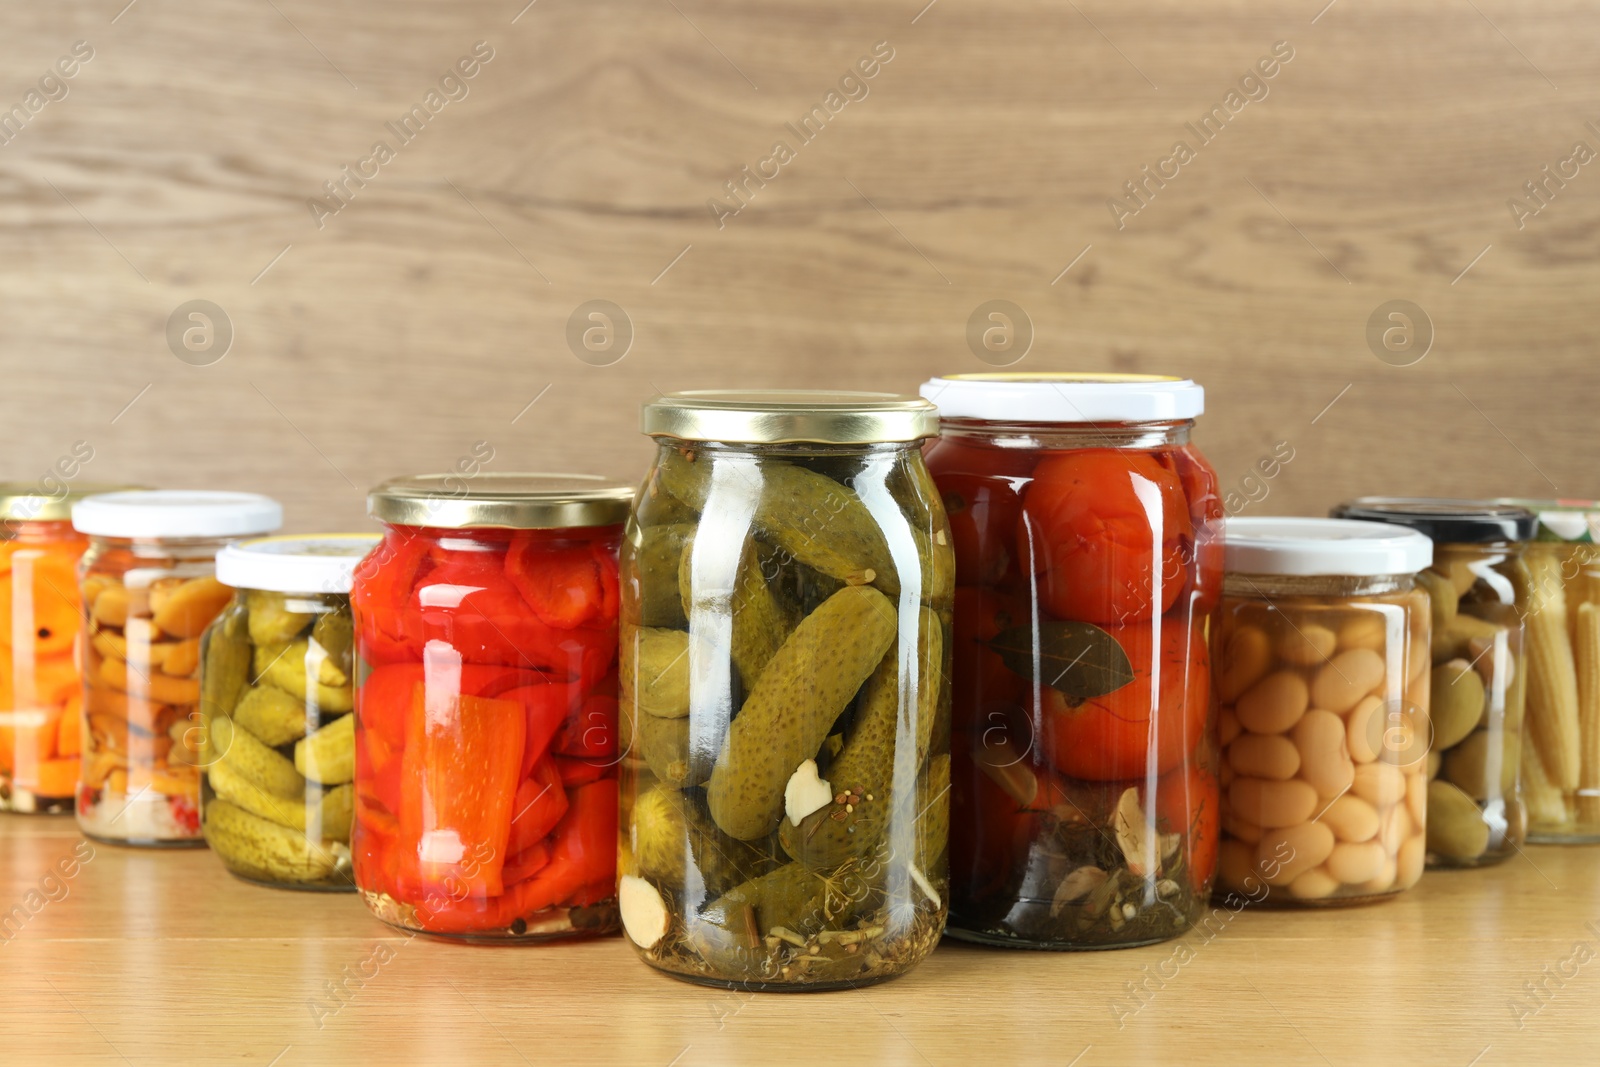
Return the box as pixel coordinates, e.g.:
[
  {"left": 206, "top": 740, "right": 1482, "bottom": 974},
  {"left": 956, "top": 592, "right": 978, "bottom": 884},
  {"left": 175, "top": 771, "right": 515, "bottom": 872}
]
[
  {"left": 72, "top": 491, "right": 283, "bottom": 540},
  {"left": 216, "top": 534, "right": 380, "bottom": 594},
  {"left": 1225, "top": 517, "right": 1434, "bottom": 577},
  {"left": 920, "top": 373, "right": 1204, "bottom": 423}
]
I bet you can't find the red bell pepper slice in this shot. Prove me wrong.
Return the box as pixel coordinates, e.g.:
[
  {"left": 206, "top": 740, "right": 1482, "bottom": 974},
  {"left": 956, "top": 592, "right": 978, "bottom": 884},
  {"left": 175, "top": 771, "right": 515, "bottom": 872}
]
[
  {"left": 502, "top": 779, "right": 617, "bottom": 917},
  {"left": 552, "top": 755, "right": 612, "bottom": 787},
  {"left": 414, "top": 559, "right": 615, "bottom": 679},
  {"left": 399, "top": 682, "right": 526, "bottom": 900},
  {"left": 499, "top": 681, "right": 579, "bottom": 780},
  {"left": 500, "top": 840, "right": 551, "bottom": 887},
  {"left": 351, "top": 529, "right": 433, "bottom": 664},
  {"left": 505, "top": 533, "right": 620, "bottom": 629},
  {"left": 358, "top": 662, "right": 425, "bottom": 752},
  {"left": 554, "top": 690, "right": 617, "bottom": 759},
  {"left": 505, "top": 758, "right": 568, "bottom": 859}
]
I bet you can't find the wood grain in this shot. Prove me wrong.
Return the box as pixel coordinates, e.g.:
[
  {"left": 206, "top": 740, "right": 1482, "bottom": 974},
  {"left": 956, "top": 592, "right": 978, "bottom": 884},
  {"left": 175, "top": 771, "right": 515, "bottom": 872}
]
[
  {"left": 4, "top": 814, "right": 1600, "bottom": 1065},
  {"left": 2, "top": 0, "right": 1598, "bottom": 534}
]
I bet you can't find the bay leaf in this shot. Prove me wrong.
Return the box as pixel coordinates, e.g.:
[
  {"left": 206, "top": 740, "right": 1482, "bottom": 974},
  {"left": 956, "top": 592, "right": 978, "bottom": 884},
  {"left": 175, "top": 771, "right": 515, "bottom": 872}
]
[{"left": 988, "top": 621, "right": 1134, "bottom": 700}]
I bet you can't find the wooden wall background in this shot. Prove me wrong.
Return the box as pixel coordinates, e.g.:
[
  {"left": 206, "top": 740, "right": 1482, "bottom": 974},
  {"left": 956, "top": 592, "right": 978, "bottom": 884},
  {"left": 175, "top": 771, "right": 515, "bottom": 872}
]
[{"left": 3, "top": 0, "right": 1598, "bottom": 533}]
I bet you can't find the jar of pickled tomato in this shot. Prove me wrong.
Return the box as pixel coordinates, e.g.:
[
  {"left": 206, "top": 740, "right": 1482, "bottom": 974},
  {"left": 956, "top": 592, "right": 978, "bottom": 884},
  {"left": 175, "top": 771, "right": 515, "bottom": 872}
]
[
  {"left": 350, "top": 473, "right": 632, "bottom": 941},
  {"left": 920, "top": 373, "right": 1221, "bottom": 949},
  {"left": 1215, "top": 517, "right": 1433, "bottom": 904},
  {"left": 70, "top": 491, "right": 284, "bottom": 846},
  {"left": 1, "top": 483, "right": 138, "bottom": 814}
]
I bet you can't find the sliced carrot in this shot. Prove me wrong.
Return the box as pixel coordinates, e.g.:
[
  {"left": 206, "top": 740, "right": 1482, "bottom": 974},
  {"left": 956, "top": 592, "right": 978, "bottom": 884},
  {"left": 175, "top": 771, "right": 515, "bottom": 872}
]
[
  {"left": 56, "top": 696, "right": 82, "bottom": 758},
  {"left": 33, "top": 757, "right": 77, "bottom": 798}
]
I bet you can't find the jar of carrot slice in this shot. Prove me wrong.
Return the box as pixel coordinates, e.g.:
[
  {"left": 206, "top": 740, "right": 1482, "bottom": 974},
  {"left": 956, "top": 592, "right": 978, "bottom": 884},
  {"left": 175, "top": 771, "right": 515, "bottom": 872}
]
[
  {"left": 70, "top": 491, "right": 283, "bottom": 846},
  {"left": 351, "top": 473, "right": 632, "bottom": 941},
  {"left": 1, "top": 484, "right": 139, "bottom": 814}
]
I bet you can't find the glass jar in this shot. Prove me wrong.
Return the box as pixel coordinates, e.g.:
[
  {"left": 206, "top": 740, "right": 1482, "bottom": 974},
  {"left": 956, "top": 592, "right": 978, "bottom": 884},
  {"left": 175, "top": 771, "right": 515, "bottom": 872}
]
[
  {"left": 199, "top": 534, "right": 379, "bottom": 889},
  {"left": 618, "top": 391, "right": 954, "bottom": 990},
  {"left": 1331, "top": 500, "right": 1536, "bottom": 867},
  {"left": 350, "top": 473, "right": 631, "bottom": 940},
  {"left": 1216, "top": 518, "right": 1433, "bottom": 904},
  {"left": 920, "top": 373, "right": 1221, "bottom": 950},
  {"left": 70, "top": 491, "right": 283, "bottom": 846},
  {"left": 1495, "top": 499, "right": 1600, "bottom": 843},
  {"left": 1, "top": 484, "right": 137, "bottom": 814}
]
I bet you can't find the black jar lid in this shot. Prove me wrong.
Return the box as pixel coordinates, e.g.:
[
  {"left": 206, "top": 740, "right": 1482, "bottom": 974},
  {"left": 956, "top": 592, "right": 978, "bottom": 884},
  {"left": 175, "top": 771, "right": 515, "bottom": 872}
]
[{"left": 1329, "top": 497, "right": 1537, "bottom": 544}]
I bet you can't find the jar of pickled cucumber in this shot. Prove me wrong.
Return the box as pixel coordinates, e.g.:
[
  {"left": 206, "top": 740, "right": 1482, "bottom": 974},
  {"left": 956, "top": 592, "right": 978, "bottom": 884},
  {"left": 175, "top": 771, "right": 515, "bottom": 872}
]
[
  {"left": 351, "top": 473, "right": 632, "bottom": 940},
  {"left": 1, "top": 484, "right": 139, "bottom": 814},
  {"left": 1215, "top": 518, "right": 1433, "bottom": 904},
  {"left": 199, "top": 534, "right": 379, "bottom": 889},
  {"left": 1331, "top": 499, "right": 1536, "bottom": 867},
  {"left": 70, "top": 491, "right": 283, "bottom": 846},
  {"left": 1494, "top": 499, "right": 1600, "bottom": 843},
  {"left": 618, "top": 391, "right": 954, "bottom": 990},
  {"left": 919, "top": 373, "right": 1222, "bottom": 949}
]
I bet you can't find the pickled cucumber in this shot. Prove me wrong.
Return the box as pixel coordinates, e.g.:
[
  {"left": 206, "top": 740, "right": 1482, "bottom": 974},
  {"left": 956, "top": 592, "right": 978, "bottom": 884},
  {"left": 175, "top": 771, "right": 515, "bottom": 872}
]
[
  {"left": 626, "top": 523, "right": 693, "bottom": 629},
  {"left": 916, "top": 752, "right": 951, "bottom": 867},
  {"left": 319, "top": 783, "right": 354, "bottom": 842},
  {"left": 247, "top": 589, "right": 314, "bottom": 647},
  {"left": 211, "top": 715, "right": 305, "bottom": 798},
  {"left": 678, "top": 534, "right": 795, "bottom": 688},
  {"left": 210, "top": 757, "right": 311, "bottom": 830},
  {"left": 311, "top": 609, "right": 355, "bottom": 678},
  {"left": 632, "top": 785, "right": 779, "bottom": 897},
  {"left": 199, "top": 607, "right": 251, "bottom": 725},
  {"left": 252, "top": 641, "right": 354, "bottom": 711},
  {"left": 622, "top": 627, "right": 691, "bottom": 719},
  {"left": 707, "top": 585, "right": 897, "bottom": 840},
  {"left": 205, "top": 799, "right": 338, "bottom": 882},
  {"left": 233, "top": 685, "right": 308, "bottom": 747},
  {"left": 657, "top": 452, "right": 899, "bottom": 594},
  {"left": 625, "top": 705, "right": 712, "bottom": 788},
  {"left": 295, "top": 713, "right": 355, "bottom": 785},
  {"left": 779, "top": 647, "right": 899, "bottom": 869}
]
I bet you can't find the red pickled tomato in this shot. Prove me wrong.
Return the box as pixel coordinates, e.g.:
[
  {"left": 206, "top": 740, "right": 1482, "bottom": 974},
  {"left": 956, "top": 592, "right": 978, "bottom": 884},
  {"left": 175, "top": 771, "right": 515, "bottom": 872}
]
[
  {"left": 1018, "top": 450, "right": 1191, "bottom": 625},
  {"left": 1169, "top": 444, "right": 1223, "bottom": 615},
  {"left": 924, "top": 437, "right": 1038, "bottom": 588},
  {"left": 1042, "top": 616, "right": 1210, "bottom": 781},
  {"left": 1153, "top": 759, "right": 1220, "bottom": 894},
  {"left": 951, "top": 586, "right": 1028, "bottom": 713}
]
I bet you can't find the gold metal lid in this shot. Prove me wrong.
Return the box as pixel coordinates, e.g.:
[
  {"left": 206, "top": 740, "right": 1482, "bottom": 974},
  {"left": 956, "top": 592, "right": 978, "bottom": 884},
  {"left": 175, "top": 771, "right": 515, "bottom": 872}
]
[
  {"left": 642, "top": 390, "right": 939, "bottom": 444},
  {"left": 0, "top": 482, "right": 146, "bottom": 523},
  {"left": 367, "top": 473, "right": 634, "bottom": 530}
]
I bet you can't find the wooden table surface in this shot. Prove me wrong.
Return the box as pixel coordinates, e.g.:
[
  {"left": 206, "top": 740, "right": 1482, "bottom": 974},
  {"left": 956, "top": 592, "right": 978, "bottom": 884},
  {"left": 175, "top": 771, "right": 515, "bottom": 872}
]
[{"left": 2, "top": 816, "right": 1598, "bottom": 1066}]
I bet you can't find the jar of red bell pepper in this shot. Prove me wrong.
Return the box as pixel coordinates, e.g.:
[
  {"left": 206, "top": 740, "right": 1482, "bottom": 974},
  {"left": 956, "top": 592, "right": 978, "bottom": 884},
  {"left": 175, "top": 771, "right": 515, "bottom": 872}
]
[
  {"left": 920, "top": 373, "right": 1222, "bottom": 949},
  {"left": 350, "top": 473, "right": 633, "bottom": 941}
]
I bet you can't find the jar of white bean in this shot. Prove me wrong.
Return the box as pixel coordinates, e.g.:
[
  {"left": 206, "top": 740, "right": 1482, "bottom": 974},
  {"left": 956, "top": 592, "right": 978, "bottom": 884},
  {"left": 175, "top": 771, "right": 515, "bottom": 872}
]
[{"left": 1215, "top": 518, "right": 1433, "bottom": 905}]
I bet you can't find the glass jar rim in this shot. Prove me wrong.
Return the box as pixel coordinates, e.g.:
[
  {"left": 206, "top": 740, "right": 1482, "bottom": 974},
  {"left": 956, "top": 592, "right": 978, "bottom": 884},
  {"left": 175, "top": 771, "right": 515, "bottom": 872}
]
[
  {"left": 367, "top": 472, "right": 633, "bottom": 529},
  {"left": 643, "top": 390, "right": 938, "bottom": 444}
]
